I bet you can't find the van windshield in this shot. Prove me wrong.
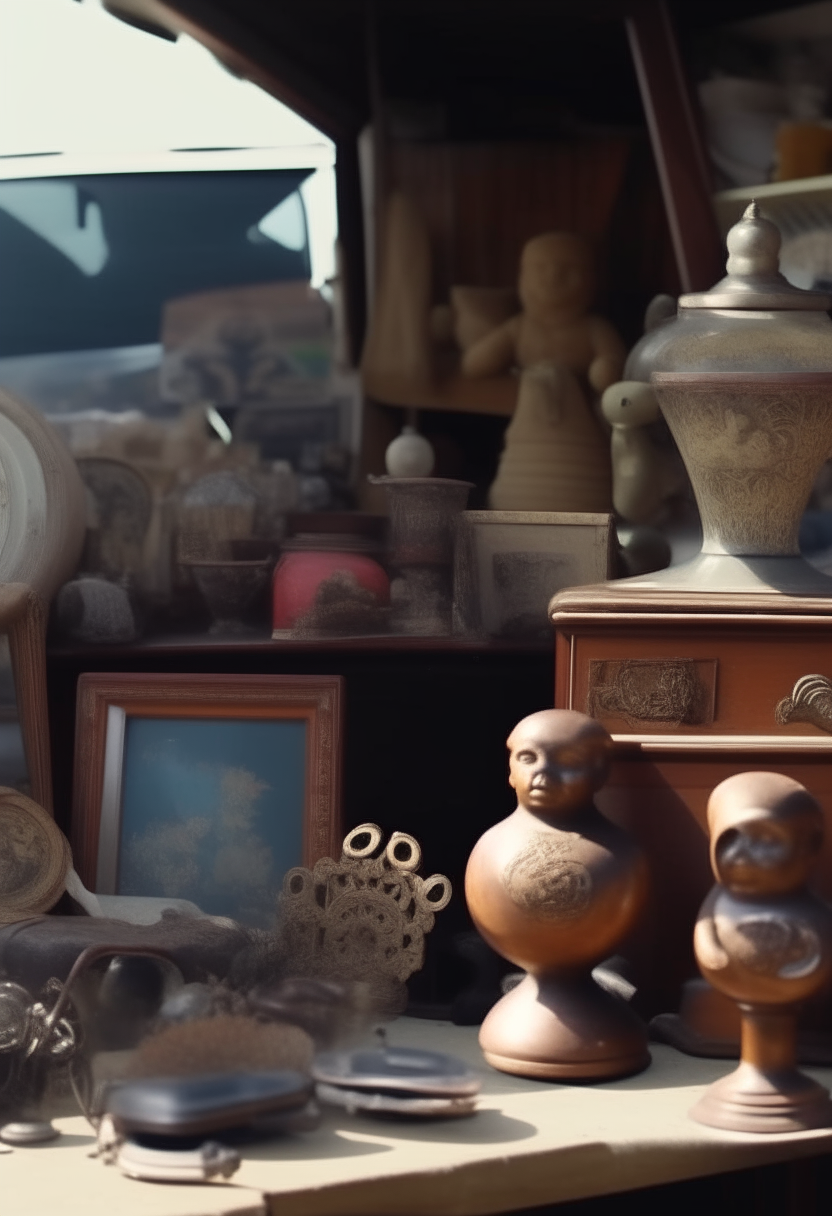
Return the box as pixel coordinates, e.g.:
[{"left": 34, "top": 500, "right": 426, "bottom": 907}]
[{"left": 0, "top": 167, "right": 313, "bottom": 357}]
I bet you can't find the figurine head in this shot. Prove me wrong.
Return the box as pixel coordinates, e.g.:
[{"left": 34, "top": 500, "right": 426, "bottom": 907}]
[
  {"left": 518, "top": 233, "right": 594, "bottom": 319},
  {"left": 707, "top": 772, "right": 824, "bottom": 897},
  {"left": 600, "top": 380, "right": 661, "bottom": 429},
  {"left": 507, "top": 709, "right": 612, "bottom": 817}
]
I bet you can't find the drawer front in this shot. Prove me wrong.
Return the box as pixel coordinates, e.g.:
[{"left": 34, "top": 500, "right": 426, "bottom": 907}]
[{"left": 563, "top": 630, "right": 832, "bottom": 742}]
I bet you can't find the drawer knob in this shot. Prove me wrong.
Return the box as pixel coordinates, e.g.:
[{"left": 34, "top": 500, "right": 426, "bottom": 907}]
[{"left": 775, "top": 675, "right": 832, "bottom": 732}]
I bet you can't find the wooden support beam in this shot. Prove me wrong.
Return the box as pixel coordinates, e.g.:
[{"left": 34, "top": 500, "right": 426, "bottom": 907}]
[
  {"left": 335, "top": 137, "right": 368, "bottom": 367},
  {"left": 626, "top": 1, "right": 724, "bottom": 292},
  {"left": 104, "top": 0, "right": 362, "bottom": 140}
]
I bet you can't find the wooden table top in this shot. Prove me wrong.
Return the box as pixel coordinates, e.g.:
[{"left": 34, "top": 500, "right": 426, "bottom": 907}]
[{"left": 6, "top": 1018, "right": 832, "bottom": 1216}]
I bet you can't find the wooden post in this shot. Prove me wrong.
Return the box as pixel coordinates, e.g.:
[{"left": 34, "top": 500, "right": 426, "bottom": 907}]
[{"left": 626, "top": 0, "right": 724, "bottom": 293}]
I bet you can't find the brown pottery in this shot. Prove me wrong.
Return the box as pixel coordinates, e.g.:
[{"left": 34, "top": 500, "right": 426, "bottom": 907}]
[
  {"left": 465, "top": 709, "right": 649, "bottom": 1080},
  {"left": 690, "top": 771, "right": 832, "bottom": 1133}
]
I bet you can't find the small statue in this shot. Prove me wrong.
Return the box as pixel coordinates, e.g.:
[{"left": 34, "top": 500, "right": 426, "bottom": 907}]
[
  {"left": 690, "top": 772, "right": 832, "bottom": 1132},
  {"left": 599, "top": 293, "right": 689, "bottom": 531},
  {"left": 461, "top": 232, "right": 626, "bottom": 390},
  {"left": 464, "top": 233, "right": 623, "bottom": 512},
  {"left": 600, "top": 381, "right": 675, "bottom": 525},
  {"left": 465, "top": 709, "right": 649, "bottom": 1079},
  {"left": 488, "top": 361, "right": 612, "bottom": 511}
]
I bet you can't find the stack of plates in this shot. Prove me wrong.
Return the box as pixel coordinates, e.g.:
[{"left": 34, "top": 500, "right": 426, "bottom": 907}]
[{"left": 312, "top": 1045, "right": 481, "bottom": 1118}]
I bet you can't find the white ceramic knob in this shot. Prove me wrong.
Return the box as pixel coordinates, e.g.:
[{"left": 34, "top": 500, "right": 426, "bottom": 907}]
[
  {"left": 385, "top": 427, "right": 435, "bottom": 478},
  {"left": 726, "top": 201, "right": 781, "bottom": 278}
]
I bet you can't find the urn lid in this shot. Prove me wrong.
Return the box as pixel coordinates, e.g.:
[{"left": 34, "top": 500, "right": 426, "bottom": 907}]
[
  {"left": 681, "top": 202, "right": 831, "bottom": 312},
  {"left": 632, "top": 202, "right": 832, "bottom": 378}
]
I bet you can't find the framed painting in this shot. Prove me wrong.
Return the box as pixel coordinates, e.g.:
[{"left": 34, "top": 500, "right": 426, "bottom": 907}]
[
  {"left": 71, "top": 673, "right": 343, "bottom": 929},
  {"left": 454, "top": 510, "right": 613, "bottom": 640}
]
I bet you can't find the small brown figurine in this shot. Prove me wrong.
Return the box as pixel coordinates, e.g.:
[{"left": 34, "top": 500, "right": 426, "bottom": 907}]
[
  {"left": 691, "top": 772, "right": 832, "bottom": 1133},
  {"left": 461, "top": 233, "right": 625, "bottom": 390},
  {"left": 465, "top": 710, "right": 649, "bottom": 1080}
]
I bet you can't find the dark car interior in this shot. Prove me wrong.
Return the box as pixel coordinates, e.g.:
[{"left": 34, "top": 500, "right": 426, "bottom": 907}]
[{"left": 0, "top": 167, "right": 313, "bottom": 356}]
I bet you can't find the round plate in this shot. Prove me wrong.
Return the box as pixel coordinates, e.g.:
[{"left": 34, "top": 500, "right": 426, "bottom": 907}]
[
  {"left": 312, "top": 1046, "right": 481, "bottom": 1098},
  {"left": 0, "top": 788, "right": 71, "bottom": 925},
  {"left": 316, "top": 1082, "right": 477, "bottom": 1118},
  {"left": 0, "top": 388, "right": 85, "bottom": 597}
]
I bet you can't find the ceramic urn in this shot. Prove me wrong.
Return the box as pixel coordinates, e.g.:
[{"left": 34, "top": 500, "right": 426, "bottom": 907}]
[{"left": 627, "top": 202, "right": 832, "bottom": 596}]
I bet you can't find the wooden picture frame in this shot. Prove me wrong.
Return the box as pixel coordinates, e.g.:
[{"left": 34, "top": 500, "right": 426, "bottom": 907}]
[
  {"left": 71, "top": 673, "right": 343, "bottom": 927},
  {"left": 454, "top": 511, "right": 614, "bottom": 639}
]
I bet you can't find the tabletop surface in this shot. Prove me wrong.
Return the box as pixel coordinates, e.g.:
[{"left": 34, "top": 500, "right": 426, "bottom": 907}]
[{"left": 6, "top": 1018, "right": 832, "bottom": 1216}]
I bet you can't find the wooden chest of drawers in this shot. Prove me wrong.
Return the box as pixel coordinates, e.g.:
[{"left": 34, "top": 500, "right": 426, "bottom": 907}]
[{"left": 550, "top": 585, "right": 832, "bottom": 1013}]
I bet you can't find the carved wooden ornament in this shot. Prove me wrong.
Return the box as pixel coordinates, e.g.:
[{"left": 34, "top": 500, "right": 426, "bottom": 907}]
[
  {"left": 277, "top": 823, "right": 451, "bottom": 1016},
  {"left": 775, "top": 674, "right": 832, "bottom": 732},
  {"left": 0, "top": 788, "right": 71, "bottom": 925}
]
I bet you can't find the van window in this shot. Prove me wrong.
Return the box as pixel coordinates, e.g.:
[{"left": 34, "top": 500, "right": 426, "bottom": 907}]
[{"left": 0, "top": 168, "right": 313, "bottom": 356}]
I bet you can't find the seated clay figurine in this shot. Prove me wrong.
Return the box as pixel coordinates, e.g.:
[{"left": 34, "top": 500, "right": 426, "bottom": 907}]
[
  {"left": 465, "top": 709, "right": 649, "bottom": 1080},
  {"left": 489, "top": 361, "right": 612, "bottom": 511},
  {"left": 464, "top": 233, "right": 623, "bottom": 512},
  {"left": 461, "top": 232, "right": 626, "bottom": 392},
  {"left": 691, "top": 772, "right": 832, "bottom": 1132}
]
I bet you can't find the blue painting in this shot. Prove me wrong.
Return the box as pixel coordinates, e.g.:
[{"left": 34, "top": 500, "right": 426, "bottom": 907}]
[{"left": 116, "top": 716, "right": 306, "bottom": 928}]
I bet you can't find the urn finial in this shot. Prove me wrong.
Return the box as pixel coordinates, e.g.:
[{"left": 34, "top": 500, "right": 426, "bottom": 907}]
[
  {"left": 679, "top": 201, "right": 830, "bottom": 311},
  {"left": 725, "top": 201, "right": 782, "bottom": 279}
]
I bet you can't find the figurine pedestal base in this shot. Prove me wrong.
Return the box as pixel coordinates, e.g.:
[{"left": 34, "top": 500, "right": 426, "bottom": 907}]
[
  {"left": 480, "top": 973, "right": 650, "bottom": 1080},
  {"left": 690, "top": 1007, "right": 832, "bottom": 1133},
  {"left": 690, "top": 1060, "right": 832, "bottom": 1133}
]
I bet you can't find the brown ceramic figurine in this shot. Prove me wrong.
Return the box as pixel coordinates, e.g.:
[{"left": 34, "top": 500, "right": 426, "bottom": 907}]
[
  {"left": 465, "top": 709, "right": 649, "bottom": 1080},
  {"left": 691, "top": 772, "right": 832, "bottom": 1133}
]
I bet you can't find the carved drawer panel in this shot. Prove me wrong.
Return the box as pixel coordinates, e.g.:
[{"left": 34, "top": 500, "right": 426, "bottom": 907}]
[{"left": 567, "top": 631, "right": 832, "bottom": 742}]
